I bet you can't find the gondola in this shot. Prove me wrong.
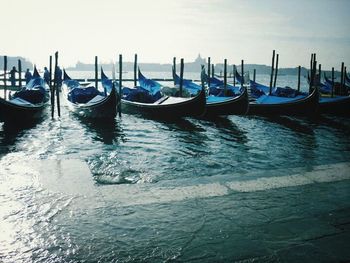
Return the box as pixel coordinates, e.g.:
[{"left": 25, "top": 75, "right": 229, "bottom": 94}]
[
  {"left": 234, "top": 70, "right": 319, "bottom": 115},
  {"left": 173, "top": 72, "right": 249, "bottom": 116},
  {"left": 101, "top": 69, "right": 206, "bottom": 119},
  {"left": 248, "top": 87, "right": 319, "bottom": 115},
  {"left": 0, "top": 67, "right": 49, "bottom": 123},
  {"left": 62, "top": 70, "right": 117, "bottom": 119},
  {"left": 345, "top": 72, "right": 350, "bottom": 85},
  {"left": 324, "top": 74, "right": 349, "bottom": 95},
  {"left": 311, "top": 73, "right": 350, "bottom": 115}
]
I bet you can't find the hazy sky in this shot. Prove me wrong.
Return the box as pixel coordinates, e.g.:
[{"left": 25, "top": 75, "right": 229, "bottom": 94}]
[{"left": 1, "top": 0, "right": 349, "bottom": 69}]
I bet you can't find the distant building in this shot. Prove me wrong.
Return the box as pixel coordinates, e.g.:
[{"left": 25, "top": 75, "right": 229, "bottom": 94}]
[{"left": 0, "top": 56, "right": 33, "bottom": 71}]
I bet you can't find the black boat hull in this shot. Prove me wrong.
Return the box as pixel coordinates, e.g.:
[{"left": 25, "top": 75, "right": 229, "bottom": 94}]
[
  {"left": 319, "top": 96, "right": 350, "bottom": 116},
  {"left": 205, "top": 87, "right": 249, "bottom": 116},
  {"left": 121, "top": 88, "right": 206, "bottom": 119},
  {"left": 0, "top": 98, "right": 46, "bottom": 123},
  {"left": 248, "top": 87, "right": 319, "bottom": 115},
  {"left": 64, "top": 87, "right": 117, "bottom": 119}
]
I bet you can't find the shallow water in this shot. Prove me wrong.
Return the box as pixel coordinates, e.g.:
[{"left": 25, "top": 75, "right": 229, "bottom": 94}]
[{"left": 1, "top": 73, "right": 350, "bottom": 262}]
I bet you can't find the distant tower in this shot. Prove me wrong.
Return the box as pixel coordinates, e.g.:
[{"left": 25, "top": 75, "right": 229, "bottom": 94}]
[{"left": 194, "top": 54, "right": 206, "bottom": 64}]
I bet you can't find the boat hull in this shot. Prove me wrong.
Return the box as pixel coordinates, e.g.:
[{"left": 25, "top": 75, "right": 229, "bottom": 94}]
[
  {"left": 248, "top": 87, "right": 319, "bottom": 116},
  {"left": 63, "top": 86, "right": 117, "bottom": 119},
  {"left": 205, "top": 87, "right": 249, "bottom": 116},
  {"left": 0, "top": 98, "right": 46, "bottom": 123},
  {"left": 319, "top": 96, "right": 350, "bottom": 116},
  {"left": 121, "top": 88, "right": 206, "bottom": 119}
]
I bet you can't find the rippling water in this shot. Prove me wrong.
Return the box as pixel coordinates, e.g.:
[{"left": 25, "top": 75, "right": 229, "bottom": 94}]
[{"left": 1, "top": 73, "right": 350, "bottom": 262}]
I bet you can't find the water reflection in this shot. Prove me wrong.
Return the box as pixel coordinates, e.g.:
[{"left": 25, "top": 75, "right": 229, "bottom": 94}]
[
  {"left": 261, "top": 115, "right": 315, "bottom": 135},
  {"left": 77, "top": 117, "right": 126, "bottom": 145},
  {"left": 0, "top": 120, "right": 42, "bottom": 156},
  {"left": 202, "top": 116, "right": 249, "bottom": 144}
]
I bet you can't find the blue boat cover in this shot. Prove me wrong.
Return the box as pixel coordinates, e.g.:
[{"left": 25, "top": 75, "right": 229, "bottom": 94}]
[
  {"left": 250, "top": 80, "right": 308, "bottom": 98},
  {"left": 122, "top": 86, "right": 162, "bottom": 103},
  {"left": 256, "top": 94, "right": 306, "bottom": 104},
  {"left": 12, "top": 68, "right": 48, "bottom": 104},
  {"left": 68, "top": 86, "right": 103, "bottom": 104},
  {"left": 207, "top": 76, "right": 241, "bottom": 96},
  {"left": 173, "top": 74, "right": 201, "bottom": 96},
  {"left": 138, "top": 70, "right": 162, "bottom": 95}
]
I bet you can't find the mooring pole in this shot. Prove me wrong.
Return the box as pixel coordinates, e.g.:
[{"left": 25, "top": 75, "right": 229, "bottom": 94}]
[
  {"left": 269, "top": 50, "right": 275, "bottom": 95},
  {"left": 233, "top": 65, "right": 236, "bottom": 86},
  {"left": 312, "top": 60, "right": 317, "bottom": 92},
  {"left": 49, "top": 55, "right": 52, "bottom": 89},
  {"left": 241, "top": 60, "right": 244, "bottom": 90},
  {"left": 224, "top": 59, "right": 227, "bottom": 96},
  {"left": 273, "top": 53, "right": 279, "bottom": 88},
  {"left": 134, "top": 53, "right": 137, "bottom": 87},
  {"left": 54, "top": 51, "right": 60, "bottom": 117},
  {"left": 18, "top": 59, "right": 22, "bottom": 88},
  {"left": 207, "top": 57, "right": 211, "bottom": 88},
  {"left": 318, "top": 64, "right": 321, "bottom": 85},
  {"left": 340, "top": 62, "right": 344, "bottom": 95},
  {"left": 297, "top": 65, "right": 301, "bottom": 92},
  {"left": 331, "top": 67, "right": 334, "bottom": 98},
  {"left": 95, "top": 56, "right": 98, "bottom": 90},
  {"left": 211, "top": 64, "right": 214, "bottom": 78},
  {"left": 118, "top": 54, "right": 122, "bottom": 117},
  {"left": 51, "top": 65, "right": 55, "bottom": 119},
  {"left": 309, "top": 54, "right": 314, "bottom": 93},
  {"left": 253, "top": 68, "right": 256, "bottom": 83},
  {"left": 172, "top": 57, "right": 176, "bottom": 85},
  {"left": 179, "top": 58, "right": 184, "bottom": 97},
  {"left": 4, "top": 56, "right": 7, "bottom": 99}
]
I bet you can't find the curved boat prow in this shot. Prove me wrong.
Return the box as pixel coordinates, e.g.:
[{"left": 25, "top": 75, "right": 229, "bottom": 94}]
[
  {"left": 33, "top": 66, "right": 40, "bottom": 78},
  {"left": 63, "top": 70, "right": 71, "bottom": 81}
]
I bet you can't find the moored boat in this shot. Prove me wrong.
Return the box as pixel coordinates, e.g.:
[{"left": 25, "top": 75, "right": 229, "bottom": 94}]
[
  {"left": 234, "top": 71, "right": 319, "bottom": 115},
  {"left": 101, "top": 69, "right": 206, "bottom": 119},
  {"left": 62, "top": 70, "right": 117, "bottom": 119},
  {"left": 0, "top": 67, "right": 49, "bottom": 123},
  {"left": 173, "top": 72, "right": 249, "bottom": 116}
]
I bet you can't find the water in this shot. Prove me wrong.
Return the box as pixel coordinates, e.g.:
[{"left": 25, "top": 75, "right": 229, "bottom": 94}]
[{"left": 1, "top": 73, "right": 350, "bottom": 262}]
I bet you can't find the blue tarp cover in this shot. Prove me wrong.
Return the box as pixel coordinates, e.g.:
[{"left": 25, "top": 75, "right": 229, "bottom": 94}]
[{"left": 68, "top": 86, "right": 102, "bottom": 104}]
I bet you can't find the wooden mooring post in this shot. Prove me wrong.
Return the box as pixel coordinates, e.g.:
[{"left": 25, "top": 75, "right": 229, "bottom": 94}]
[
  {"left": 241, "top": 60, "right": 244, "bottom": 90},
  {"left": 4, "top": 56, "right": 7, "bottom": 99},
  {"left": 95, "top": 56, "right": 98, "bottom": 90},
  {"left": 118, "top": 54, "right": 122, "bottom": 117},
  {"left": 297, "top": 66, "right": 301, "bottom": 92},
  {"left": 18, "top": 59, "right": 22, "bottom": 88},
  {"left": 49, "top": 56, "right": 52, "bottom": 88},
  {"left": 273, "top": 53, "right": 279, "bottom": 88},
  {"left": 54, "top": 51, "right": 60, "bottom": 117},
  {"left": 253, "top": 68, "right": 256, "bottom": 83},
  {"left": 134, "top": 53, "right": 137, "bottom": 87},
  {"left": 179, "top": 58, "right": 184, "bottom": 97},
  {"left": 173, "top": 57, "right": 176, "bottom": 85},
  {"left": 224, "top": 59, "right": 227, "bottom": 95},
  {"left": 269, "top": 50, "right": 275, "bottom": 95},
  {"left": 233, "top": 65, "right": 236, "bottom": 86},
  {"left": 331, "top": 67, "right": 334, "bottom": 98},
  {"left": 211, "top": 64, "right": 214, "bottom": 78},
  {"left": 341, "top": 62, "right": 344, "bottom": 95},
  {"left": 207, "top": 57, "right": 211, "bottom": 88}
]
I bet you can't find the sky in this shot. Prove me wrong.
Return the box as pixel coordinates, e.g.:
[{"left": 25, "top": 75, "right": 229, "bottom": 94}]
[{"left": 1, "top": 0, "right": 349, "bottom": 70}]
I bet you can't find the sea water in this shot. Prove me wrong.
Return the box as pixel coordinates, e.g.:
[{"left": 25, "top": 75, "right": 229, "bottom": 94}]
[{"left": 0, "top": 72, "right": 350, "bottom": 262}]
